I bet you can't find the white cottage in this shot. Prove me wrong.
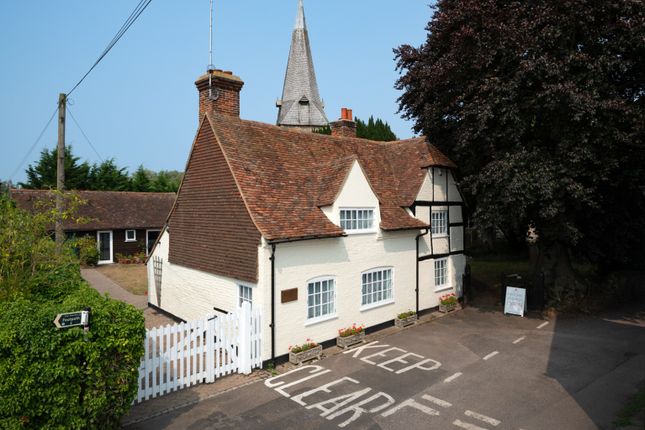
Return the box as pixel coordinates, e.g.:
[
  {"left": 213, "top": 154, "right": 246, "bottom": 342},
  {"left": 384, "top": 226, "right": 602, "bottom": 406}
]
[{"left": 147, "top": 69, "right": 466, "bottom": 362}]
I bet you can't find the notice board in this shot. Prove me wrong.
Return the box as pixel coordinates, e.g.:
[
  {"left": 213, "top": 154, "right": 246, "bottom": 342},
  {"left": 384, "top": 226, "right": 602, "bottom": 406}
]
[{"left": 504, "top": 286, "right": 527, "bottom": 317}]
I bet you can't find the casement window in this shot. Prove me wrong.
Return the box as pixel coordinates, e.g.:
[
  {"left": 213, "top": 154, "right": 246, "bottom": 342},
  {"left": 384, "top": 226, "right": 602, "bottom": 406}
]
[
  {"left": 125, "top": 229, "right": 136, "bottom": 242},
  {"left": 239, "top": 285, "right": 253, "bottom": 307},
  {"left": 307, "top": 278, "right": 335, "bottom": 320},
  {"left": 340, "top": 208, "right": 374, "bottom": 232},
  {"left": 434, "top": 258, "right": 449, "bottom": 290},
  {"left": 361, "top": 268, "right": 393, "bottom": 307},
  {"left": 431, "top": 210, "right": 448, "bottom": 236}
]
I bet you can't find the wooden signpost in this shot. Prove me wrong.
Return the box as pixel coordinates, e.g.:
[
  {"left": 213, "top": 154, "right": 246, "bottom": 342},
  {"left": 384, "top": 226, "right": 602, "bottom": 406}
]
[
  {"left": 54, "top": 310, "right": 89, "bottom": 329},
  {"left": 504, "top": 286, "right": 527, "bottom": 317}
]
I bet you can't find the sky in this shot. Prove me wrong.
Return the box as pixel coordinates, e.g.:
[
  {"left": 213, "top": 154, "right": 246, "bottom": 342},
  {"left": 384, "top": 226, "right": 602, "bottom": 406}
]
[{"left": 0, "top": 1, "right": 434, "bottom": 185}]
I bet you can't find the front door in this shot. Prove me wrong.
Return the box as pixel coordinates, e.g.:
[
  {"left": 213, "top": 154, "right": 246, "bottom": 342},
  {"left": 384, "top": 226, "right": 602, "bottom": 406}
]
[{"left": 97, "top": 231, "right": 113, "bottom": 264}]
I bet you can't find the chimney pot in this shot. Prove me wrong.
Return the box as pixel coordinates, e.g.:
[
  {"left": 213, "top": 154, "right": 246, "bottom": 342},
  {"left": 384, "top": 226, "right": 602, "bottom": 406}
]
[
  {"left": 341, "top": 107, "right": 348, "bottom": 120},
  {"left": 347, "top": 109, "right": 353, "bottom": 121}
]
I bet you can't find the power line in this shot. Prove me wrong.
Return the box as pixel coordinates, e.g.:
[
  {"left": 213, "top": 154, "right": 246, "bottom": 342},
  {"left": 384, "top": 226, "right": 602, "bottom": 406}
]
[
  {"left": 9, "top": 106, "right": 59, "bottom": 182},
  {"left": 67, "top": 0, "right": 153, "bottom": 97},
  {"left": 67, "top": 106, "right": 104, "bottom": 162}
]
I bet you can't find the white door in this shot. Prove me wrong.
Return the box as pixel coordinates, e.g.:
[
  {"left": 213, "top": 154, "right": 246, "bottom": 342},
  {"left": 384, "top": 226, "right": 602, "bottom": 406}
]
[{"left": 97, "top": 230, "right": 113, "bottom": 264}]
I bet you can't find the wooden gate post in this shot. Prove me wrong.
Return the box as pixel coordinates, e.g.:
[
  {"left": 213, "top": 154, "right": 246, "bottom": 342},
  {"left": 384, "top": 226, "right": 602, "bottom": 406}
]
[{"left": 238, "top": 302, "right": 252, "bottom": 374}]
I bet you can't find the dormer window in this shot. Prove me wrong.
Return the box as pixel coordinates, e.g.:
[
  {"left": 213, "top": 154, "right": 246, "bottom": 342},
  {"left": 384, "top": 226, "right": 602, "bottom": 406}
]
[{"left": 340, "top": 208, "right": 374, "bottom": 232}]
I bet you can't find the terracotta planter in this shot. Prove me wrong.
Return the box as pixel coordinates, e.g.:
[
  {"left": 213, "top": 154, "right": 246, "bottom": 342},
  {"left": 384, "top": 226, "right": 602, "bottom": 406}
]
[
  {"left": 439, "top": 302, "right": 457, "bottom": 313},
  {"left": 394, "top": 314, "right": 417, "bottom": 328},
  {"left": 289, "top": 344, "right": 322, "bottom": 365},
  {"left": 336, "top": 331, "right": 365, "bottom": 349}
]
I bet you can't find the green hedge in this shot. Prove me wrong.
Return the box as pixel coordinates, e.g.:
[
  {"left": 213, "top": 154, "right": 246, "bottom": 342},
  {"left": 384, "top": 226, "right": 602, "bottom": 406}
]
[{"left": 0, "top": 285, "right": 145, "bottom": 429}]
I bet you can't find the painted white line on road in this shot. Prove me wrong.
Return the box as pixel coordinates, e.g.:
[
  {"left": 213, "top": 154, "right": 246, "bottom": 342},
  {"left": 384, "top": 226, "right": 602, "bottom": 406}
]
[
  {"left": 483, "top": 351, "right": 499, "bottom": 361},
  {"left": 537, "top": 321, "right": 549, "bottom": 329},
  {"left": 421, "top": 394, "right": 452, "bottom": 408},
  {"left": 465, "top": 410, "right": 501, "bottom": 426},
  {"left": 444, "top": 372, "right": 463, "bottom": 383},
  {"left": 453, "top": 419, "right": 487, "bottom": 430},
  {"left": 512, "top": 336, "right": 526, "bottom": 344}
]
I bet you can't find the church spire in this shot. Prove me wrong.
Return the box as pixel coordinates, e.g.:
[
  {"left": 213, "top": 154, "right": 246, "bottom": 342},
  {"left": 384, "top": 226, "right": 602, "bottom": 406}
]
[{"left": 276, "top": 0, "right": 328, "bottom": 131}]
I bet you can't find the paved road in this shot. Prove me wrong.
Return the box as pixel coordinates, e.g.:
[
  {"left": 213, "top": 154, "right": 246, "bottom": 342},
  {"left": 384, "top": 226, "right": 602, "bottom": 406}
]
[{"left": 126, "top": 305, "right": 645, "bottom": 430}]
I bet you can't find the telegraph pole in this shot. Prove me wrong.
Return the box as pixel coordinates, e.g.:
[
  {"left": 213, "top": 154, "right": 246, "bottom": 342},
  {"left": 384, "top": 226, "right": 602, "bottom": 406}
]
[{"left": 55, "top": 93, "right": 67, "bottom": 249}]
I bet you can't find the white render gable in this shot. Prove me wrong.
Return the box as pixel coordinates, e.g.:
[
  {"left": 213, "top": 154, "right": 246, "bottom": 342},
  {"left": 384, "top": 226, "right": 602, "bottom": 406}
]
[{"left": 321, "top": 159, "right": 381, "bottom": 229}]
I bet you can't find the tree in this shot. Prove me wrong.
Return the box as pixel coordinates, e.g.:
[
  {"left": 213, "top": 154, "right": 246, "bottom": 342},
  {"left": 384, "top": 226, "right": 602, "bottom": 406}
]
[
  {"left": 88, "top": 159, "right": 130, "bottom": 191},
  {"left": 395, "top": 1, "right": 645, "bottom": 303},
  {"left": 356, "top": 116, "right": 398, "bottom": 141},
  {"left": 149, "top": 170, "right": 182, "bottom": 192},
  {"left": 20, "top": 146, "right": 92, "bottom": 190},
  {"left": 129, "top": 165, "right": 152, "bottom": 192},
  {"left": 313, "top": 117, "right": 398, "bottom": 141}
]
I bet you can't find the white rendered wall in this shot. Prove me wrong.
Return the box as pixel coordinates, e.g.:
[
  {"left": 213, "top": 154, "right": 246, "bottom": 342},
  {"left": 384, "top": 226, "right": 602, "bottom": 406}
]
[
  {"left": 260, "top": 230, "right": 417, "bottom": 359},
  {"left": 147, "top": 230, "right": 258, "bottom": 322}
]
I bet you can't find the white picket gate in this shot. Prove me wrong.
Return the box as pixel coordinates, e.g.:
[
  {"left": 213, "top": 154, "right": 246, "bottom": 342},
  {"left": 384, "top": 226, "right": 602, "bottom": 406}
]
[{"left": 136, "top": 302, "right": 262, "bottom": 403}]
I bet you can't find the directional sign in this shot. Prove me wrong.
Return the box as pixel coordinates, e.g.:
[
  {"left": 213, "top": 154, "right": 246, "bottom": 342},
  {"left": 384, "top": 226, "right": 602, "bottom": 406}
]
[{"left": 54, "top": 311, "right": 89, "bottom": 329}]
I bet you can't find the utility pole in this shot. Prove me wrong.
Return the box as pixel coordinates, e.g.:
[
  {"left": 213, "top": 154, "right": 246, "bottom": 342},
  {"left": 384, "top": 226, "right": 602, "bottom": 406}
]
[{"left": 55, "top": 93, "right": 67, "bottom": 249}]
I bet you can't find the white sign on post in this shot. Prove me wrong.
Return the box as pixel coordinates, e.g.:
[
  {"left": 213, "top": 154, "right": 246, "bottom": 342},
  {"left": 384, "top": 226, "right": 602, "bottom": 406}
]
[{"left": 504, "top": 287, "right": 527, "bottom": 317}]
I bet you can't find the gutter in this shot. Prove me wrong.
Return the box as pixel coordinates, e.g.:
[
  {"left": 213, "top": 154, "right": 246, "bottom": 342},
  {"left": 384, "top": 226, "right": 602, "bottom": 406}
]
[{"left": 415, "top": 229, "right": 429, "bottom": 316}]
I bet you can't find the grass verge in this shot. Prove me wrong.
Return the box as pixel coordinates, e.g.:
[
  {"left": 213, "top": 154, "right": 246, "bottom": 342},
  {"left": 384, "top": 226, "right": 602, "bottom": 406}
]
[
  {"left": 97, "top": 264, "right": 147, "bottom": 295},
  {"left": 614, "top": 385, "right": 645, "bottom": 428}
]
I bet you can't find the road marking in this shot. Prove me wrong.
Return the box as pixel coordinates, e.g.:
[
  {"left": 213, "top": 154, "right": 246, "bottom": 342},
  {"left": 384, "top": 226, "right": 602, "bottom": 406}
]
[
  {"left": 421, "top": 394, "right": 452, "bottom": 408},
  {"left": 512, "top": 336, "right": 526, "bottom": 344},
  {"left": 483, "top": 351, "right": 499, "bottom": 361},
  {"left": 453, "top": 419, "right": 487, "bottom": 430},
  {"left": 536, "top": 321, "right": 549, "bottom": 329},
  {"left": 465, "top": 410, "right": 501, "bottom": 426},
  {"left": 444, "top": 372, "right": 463, "bottom": 383}
]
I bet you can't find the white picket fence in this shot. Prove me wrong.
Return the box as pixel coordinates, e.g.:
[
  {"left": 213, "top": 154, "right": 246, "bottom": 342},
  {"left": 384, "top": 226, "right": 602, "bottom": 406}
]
[{"left": 136, "top": 302, "right": 262, "bottom": 403}]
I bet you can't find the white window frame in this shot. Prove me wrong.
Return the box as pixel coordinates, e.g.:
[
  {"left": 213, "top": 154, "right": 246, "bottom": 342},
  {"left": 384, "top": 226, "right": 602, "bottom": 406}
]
[
  {"left": 238, "top": 285, "right": 253, "bottom": 308},
  {"left": 360, "top": 267, "right": 394, "bottom": 310},
  {"left": 125, "top": 229, "right": 137, "bottom": 242},
  {"left": 431, "top": 210, "right": 448, "bottom": 237},
  {"left": 434, "top": 258, "right": 450, "bottom": 292},
  {"left": 339, "top": 208, "right": 375, "bottom": 233},
  {"left": 96, "top": 230, "right": 113, "bottom": 265},
  {"left": 305, "top": 276, "right": 336, "bottom": 325}
]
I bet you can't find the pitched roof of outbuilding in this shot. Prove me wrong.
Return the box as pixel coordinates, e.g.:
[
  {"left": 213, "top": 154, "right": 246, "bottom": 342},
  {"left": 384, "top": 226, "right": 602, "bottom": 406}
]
[
  {"left": 11, "top": 189, "right": 176, "bottom": 231},
  {"left": 205, "top": 113, "right": 456, "bottom": 241}
]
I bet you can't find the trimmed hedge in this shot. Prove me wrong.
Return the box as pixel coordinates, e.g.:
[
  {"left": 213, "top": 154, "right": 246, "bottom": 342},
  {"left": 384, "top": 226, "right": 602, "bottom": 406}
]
[{"left": 0, "top": 285, "right": 145, "bottom": 429}]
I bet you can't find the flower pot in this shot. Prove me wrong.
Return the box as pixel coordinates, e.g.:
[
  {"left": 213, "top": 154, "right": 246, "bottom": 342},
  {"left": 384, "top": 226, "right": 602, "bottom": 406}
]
[
  {"left": 394, "top": 314, "right": 417, "bottom": 328},
  {"left": 289, "top": 344, "right": 322, "bottom": 365},
  {"left": 336, "top": 331, "right": 365, "bottom": 349},
  {"left": 439, "top": 302, "right": 457, "bottom": 313}
]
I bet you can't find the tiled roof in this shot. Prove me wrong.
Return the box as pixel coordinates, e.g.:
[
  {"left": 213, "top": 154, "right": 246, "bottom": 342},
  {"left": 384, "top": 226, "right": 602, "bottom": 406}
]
[
  {"left": 207, "top": 113, "right": 456, "bottom": 241},
  {"left": 276, "top": 0, "right": 328, "bottom": 128},
  {"left": 11, "top": 189, "right": 175, "bottom": 231}
]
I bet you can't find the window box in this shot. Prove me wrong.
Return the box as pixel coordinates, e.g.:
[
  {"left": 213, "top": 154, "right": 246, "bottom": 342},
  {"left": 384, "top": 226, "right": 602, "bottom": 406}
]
[
  {"left": 289, "top": 344, "right": 322, "bottom": 365},
  {"left": 439, "top": 293, "right": 458, "bottom": 313},
  {"left": 394, "top": 311, "right": 418, "bottom": 328},
  {"left": 336, "top": 331, "right": 365, "bottom": 349}
]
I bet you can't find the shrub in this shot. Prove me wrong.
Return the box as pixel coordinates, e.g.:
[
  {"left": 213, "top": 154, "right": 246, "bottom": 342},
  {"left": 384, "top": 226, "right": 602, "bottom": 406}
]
[
  {"left": 289, "top": 339, "right": 318, "bottom": 354},
  {"left": 397, "top": 310, "right": 415, "bottom": 319},
  {"left": 440, "top": 293, "right": 458, "bottom": 306},
  {"left": 0, "top": 284, "right": 145, "bottom": 429},
  {"left": 338, "top": 323, "right": 365, "bottom": 338},
  {"left": 73, "top": 236, "right": 99, "bottom": 266}
]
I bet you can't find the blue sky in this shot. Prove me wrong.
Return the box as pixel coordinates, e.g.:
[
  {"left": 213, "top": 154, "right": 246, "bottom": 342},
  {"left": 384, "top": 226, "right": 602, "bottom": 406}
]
[{"left": 1, "top": 1, "right": 434, "bottom": 185}]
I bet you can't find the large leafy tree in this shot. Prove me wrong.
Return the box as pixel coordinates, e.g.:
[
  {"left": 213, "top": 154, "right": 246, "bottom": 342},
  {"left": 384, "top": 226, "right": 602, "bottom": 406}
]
[
  {"left": 20, "top": 146, "right": 92, "bottom": 190},
  {"left": 395, "top": 1, "right": 645, "bottom": 300}
]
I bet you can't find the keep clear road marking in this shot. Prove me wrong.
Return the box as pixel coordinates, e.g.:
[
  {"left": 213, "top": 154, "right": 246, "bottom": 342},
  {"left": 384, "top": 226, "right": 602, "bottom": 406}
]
[
  {"left": 536, "top": 321, "right": 549, "bottom": 329},
  {"left": 464, "top": 410, "right": 501, "bottom": 426},
  {"left": 423, "top": 394, "right": 453, "bottom": 408},
  {"left": 512, "top": 336, "right": 526, "bottom": 344},
  {"left": 453, "top": 419, "right": 487, "bottom": 430},
  {"left": 444, "top": 372, "right": 463, "bottom": 383},
  {"left": 482, "top": 351, "right": 499, "bottom": 361}
]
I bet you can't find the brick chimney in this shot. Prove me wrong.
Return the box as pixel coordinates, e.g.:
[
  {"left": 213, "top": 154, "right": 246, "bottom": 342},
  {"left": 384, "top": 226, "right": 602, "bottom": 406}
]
[
  {"left": 195, "top": 69, "right": 244, "bottom": 120},
  {"left": 330, "top": 107, "right": 356, "bottom": 138}
]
